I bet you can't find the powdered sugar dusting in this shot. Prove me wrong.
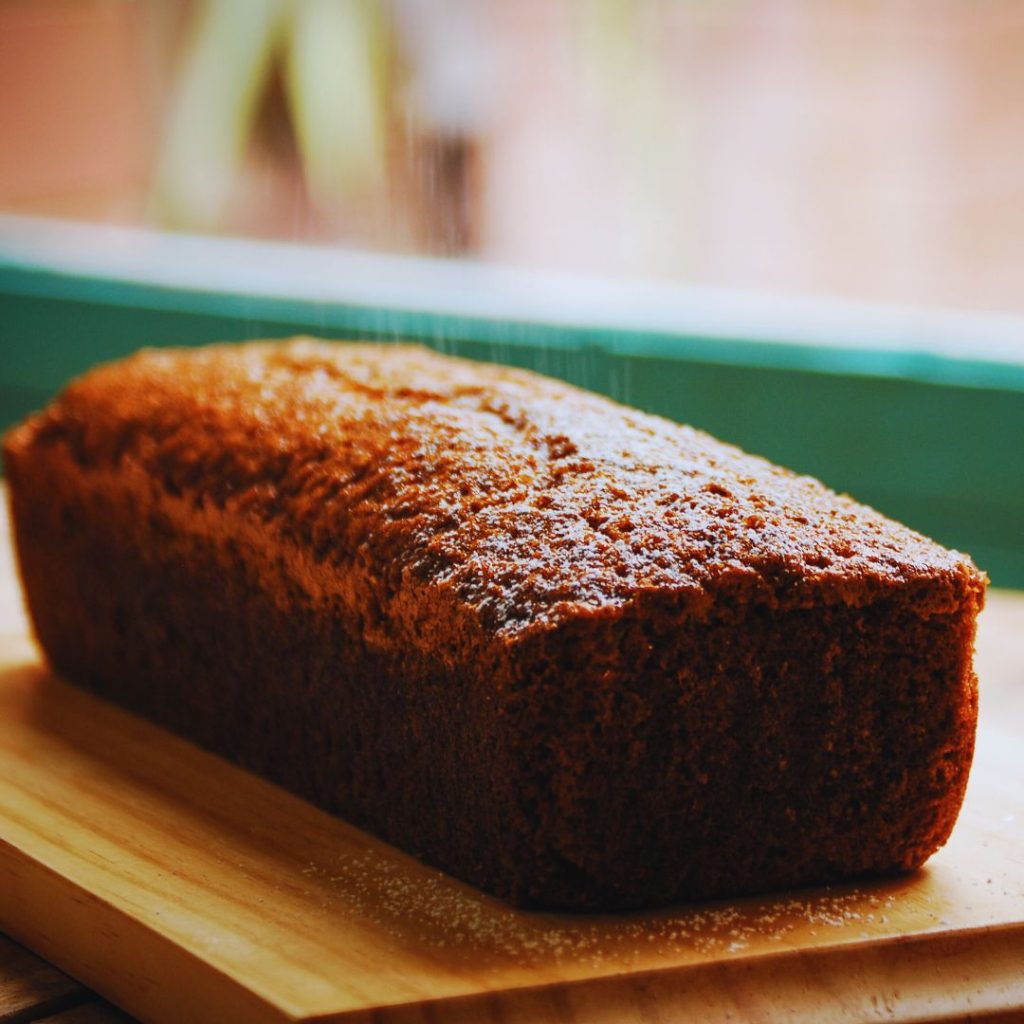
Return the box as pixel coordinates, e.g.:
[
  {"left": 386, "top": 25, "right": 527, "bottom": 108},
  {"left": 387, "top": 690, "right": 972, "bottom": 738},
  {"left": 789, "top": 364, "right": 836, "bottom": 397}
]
[{"left": 293, "top": 846, "right": 930, "bottom": 978}]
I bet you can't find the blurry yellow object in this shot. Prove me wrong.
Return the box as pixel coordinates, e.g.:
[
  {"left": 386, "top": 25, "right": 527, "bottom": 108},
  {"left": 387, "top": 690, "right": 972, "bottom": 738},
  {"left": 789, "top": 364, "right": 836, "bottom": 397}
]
[
  {"left": 285, "top": 0, "right": 388, "bottom": 206},
  {"left": 153, "top": 0, "right": 389, "bottom": 231}
]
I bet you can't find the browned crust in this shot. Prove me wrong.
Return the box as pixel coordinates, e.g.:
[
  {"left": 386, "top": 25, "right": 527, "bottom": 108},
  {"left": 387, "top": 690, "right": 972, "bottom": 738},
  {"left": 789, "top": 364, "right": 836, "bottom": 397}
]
[{"left": 2, "top": 338, "right": 987, "bottom": 909}]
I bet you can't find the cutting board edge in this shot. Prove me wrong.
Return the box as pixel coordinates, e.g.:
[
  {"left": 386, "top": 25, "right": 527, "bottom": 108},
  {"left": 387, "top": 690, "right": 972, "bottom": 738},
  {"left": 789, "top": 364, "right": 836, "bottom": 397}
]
[
  {"left": 311, "top": 922, "right": 1024, "bottom": 1024},
  {"left": 0, "top": 834, "right": 308, "bottom": 1024},
  {"left": 7, "top": 826, "right": 1024, "bottom": 1024}
]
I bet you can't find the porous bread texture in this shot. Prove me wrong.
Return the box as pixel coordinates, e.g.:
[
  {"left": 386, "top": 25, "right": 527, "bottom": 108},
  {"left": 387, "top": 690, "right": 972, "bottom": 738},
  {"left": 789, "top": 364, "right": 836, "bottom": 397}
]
[{"left": 2, "top": 338, "right": 986, "bottom": 909}]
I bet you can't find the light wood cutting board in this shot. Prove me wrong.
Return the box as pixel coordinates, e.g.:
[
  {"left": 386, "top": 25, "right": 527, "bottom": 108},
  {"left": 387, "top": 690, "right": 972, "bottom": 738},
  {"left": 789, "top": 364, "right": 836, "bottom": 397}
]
[{"left": 1, "top": 495, "right": 1022, "bottom": 1024}]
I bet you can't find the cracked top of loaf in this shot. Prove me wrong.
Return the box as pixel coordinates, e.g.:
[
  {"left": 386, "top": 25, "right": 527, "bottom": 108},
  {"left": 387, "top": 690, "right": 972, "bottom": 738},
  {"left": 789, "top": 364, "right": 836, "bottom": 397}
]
[{"left": 7, "top": 338, "right": 984, "bottom": 635}]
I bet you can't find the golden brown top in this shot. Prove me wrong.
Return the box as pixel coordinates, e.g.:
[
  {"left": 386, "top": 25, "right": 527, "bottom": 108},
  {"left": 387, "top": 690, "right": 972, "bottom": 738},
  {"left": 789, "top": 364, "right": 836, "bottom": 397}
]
[{"left": 6, "top": 338, "right": 985, "bottom": 635}]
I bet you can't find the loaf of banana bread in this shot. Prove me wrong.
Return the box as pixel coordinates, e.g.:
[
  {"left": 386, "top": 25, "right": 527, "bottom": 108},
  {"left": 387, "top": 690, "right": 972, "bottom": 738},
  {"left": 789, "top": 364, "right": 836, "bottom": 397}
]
[{"left": 2, "top": 339, "right": 985, "bottom": 910}]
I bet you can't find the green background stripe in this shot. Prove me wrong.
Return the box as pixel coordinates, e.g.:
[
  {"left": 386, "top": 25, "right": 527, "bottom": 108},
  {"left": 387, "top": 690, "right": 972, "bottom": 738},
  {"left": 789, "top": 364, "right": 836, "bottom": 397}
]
[{"left": 2, "top": 264, "right": 1022, "bottom": 586}]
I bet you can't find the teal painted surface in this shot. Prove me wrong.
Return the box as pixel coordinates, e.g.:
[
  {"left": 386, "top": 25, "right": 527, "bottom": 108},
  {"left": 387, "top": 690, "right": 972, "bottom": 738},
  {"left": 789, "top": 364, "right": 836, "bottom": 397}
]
[
  {"left": 2, "top": 266, "right": 1022, "bottom": 586},
  {"left": 4, "top": 263, "right": 1024, "bottom": 390}
]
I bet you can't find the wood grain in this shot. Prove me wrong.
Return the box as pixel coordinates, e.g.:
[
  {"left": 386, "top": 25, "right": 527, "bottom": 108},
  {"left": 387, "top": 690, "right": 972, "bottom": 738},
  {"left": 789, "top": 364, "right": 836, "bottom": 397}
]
[
  {"left": 33, "top": 1008, "right": 133, "bottom": 1024},
  {"left": 0, "top": 933, "right": 131, "bottom": 1024},
  {"left": 1, "top": 491, "right": 1022, "bottom": 1023},
  {"left": 0, "top": 934, "right": 87, "bottom": 1023},
  {"left": 34, "top": 1007, "right": 134, "bottom": 1024}
]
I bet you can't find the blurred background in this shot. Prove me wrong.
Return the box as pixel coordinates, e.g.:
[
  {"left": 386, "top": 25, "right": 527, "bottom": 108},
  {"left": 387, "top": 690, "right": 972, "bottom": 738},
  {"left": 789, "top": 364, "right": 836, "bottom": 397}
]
[
  {"left": 1, "top": 0, "right": 1023, "bottom": 584},
  {"left": 3, "top": 0, "right": 1024, "bottom": 308}
]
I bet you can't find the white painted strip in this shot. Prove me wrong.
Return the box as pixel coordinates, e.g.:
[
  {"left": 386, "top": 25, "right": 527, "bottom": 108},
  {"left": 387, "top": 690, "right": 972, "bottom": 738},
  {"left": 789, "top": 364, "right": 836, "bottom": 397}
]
[{"left": 2, "top": 214, "right": 1022, "bottom": 365}]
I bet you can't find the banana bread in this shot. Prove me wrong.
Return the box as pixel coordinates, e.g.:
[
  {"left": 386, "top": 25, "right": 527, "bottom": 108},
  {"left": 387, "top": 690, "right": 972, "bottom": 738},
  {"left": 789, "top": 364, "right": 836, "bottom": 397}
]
[{"left": 2, "top": 338, "right": 986, "bottom": 910}]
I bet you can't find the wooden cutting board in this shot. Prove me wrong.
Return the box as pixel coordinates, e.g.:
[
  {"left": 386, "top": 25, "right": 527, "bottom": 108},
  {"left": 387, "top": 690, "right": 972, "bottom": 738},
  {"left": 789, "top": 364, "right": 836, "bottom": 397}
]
[{"left": 1, "top": 495, "right": 1022, "bottom": 1024}]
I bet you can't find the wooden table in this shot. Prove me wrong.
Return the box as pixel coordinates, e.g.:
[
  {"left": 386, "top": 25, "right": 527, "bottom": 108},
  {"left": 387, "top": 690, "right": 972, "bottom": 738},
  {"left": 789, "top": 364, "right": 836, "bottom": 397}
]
[
  {"left": 1, "top": 486, "right": 1022, "bottom": 1023},
  {"left": 0, "top": 933, "right": 131, "bottom": 1023}
]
